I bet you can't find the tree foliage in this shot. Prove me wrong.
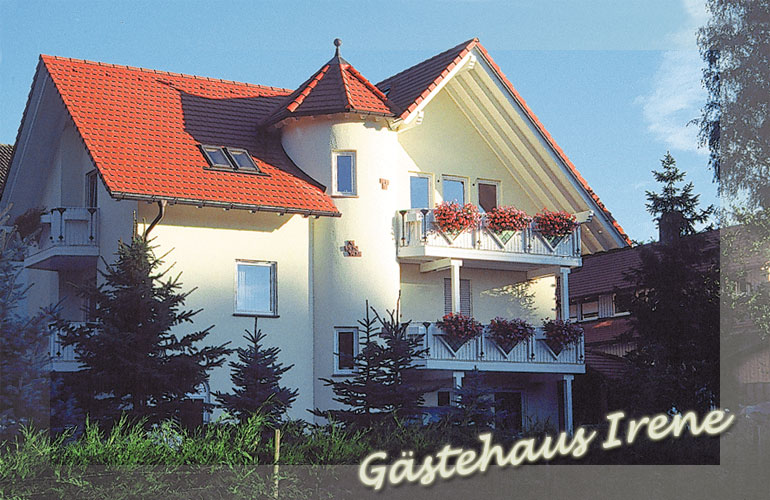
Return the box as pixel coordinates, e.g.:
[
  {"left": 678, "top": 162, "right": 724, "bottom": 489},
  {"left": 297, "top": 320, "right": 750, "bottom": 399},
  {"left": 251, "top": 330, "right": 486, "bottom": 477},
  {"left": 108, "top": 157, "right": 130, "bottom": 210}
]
[
  {"left": 59, "top": 236, "right": 231, "bottom": 426},
  {"left": 697, "top": 0, "right": 770, "bottom": 207},
  {"left": 313, "top": 300, "right": 428, "bottom": 427},
  {"left": 0, "top": 208, "right": 51, "bottom": 441},
  {"left": 616, "top": 157, "right": 719, "bottom": 414},
  {"left": 214, "top": 324, "right": 297, "bottom": 425}
]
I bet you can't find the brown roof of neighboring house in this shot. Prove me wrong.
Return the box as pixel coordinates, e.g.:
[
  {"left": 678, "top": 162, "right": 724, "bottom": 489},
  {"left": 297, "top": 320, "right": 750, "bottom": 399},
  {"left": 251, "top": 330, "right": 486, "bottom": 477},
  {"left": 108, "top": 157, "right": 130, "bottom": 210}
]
[
  {"left": 585, "top": 349, "right": 630, "bottom": 379},
  {"left": 582, "top": 316, "right": 635, "bottom": 344},
  {"left": 0, "top": 144, "right": 13, "bottom": 197}
]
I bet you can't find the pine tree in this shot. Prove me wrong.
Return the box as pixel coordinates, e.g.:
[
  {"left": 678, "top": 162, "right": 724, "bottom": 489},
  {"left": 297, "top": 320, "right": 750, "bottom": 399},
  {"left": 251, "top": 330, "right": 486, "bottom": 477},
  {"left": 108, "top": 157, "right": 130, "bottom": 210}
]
[
  {"left": 59, "top": 236, "right": 231, "bottom": 425},
  {"left": 214, "top": 323, "right": 298, "bottom": 425},
  {"left": 0, "top": 208, "right": 51, "bottom": 440},
  {"left": 314, "top": 300, "right": 429, "bottom": 427},
  {"left": 451, "top": 369, "right": 494, "bottom": 430},
  {"left": 616, "top": 156, "right": 719, "bottom": 414}
]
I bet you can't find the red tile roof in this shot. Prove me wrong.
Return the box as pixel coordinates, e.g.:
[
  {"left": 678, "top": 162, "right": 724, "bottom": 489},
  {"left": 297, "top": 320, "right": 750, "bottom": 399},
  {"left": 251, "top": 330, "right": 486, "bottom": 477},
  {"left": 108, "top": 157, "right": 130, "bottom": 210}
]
[
  {"left": 262, "top": 54, "right": 394, "bottom": 126},
  {"left": 377, "top": 38, "right": 631, "bottom": 246},
  {"left": 40, "top": 55, "right": 340, "bottom": 216}
]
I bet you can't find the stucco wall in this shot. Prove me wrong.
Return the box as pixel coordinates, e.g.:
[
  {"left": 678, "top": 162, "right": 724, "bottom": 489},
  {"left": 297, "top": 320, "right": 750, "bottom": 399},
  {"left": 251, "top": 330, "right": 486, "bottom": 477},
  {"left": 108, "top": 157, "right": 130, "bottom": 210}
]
[{"left": 136, "top": 205, "right": 314, "bottom": 420}]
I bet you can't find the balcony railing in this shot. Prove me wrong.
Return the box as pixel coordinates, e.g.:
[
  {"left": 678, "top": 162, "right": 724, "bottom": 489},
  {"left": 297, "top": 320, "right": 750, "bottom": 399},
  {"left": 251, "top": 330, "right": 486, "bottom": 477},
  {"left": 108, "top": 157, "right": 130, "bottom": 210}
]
[
  {"left": 25, "top": 207, "right": 99, "bottom": 270},
  {"left": 395, "top": 209, "right": 581, "bottom": 265},
  {"left": 49, "top": 322, "right": 85, "bottom": 371},
  {"left": 407, "top": 323, "right": 585, "bottom": 374}
]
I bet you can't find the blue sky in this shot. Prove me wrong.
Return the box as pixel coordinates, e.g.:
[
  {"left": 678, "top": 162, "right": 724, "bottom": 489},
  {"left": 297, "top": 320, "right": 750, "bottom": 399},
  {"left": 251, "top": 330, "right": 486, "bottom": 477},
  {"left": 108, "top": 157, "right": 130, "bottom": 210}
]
[{"left": 0, "top": 0, "right": 716, "bottom": 242}]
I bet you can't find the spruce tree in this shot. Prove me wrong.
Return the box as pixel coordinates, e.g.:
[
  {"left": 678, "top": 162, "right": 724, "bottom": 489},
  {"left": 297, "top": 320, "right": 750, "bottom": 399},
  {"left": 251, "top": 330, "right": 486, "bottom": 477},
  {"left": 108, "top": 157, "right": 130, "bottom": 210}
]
[
  {"left": 59, "top": 236, "right": 231, "bottom": 425},
  {"left": 616, "top": 154, "right": 719, "bottom": 414},
  {"left": 0, "top": 209, "right": 51, "bottom": 440},
  {"left": 451, "top": 369, "right": 494, "bottom": 430},
  {"left": 214, "top": 323, "right": 298, "bottom": 425},
  {"left": 314, "top": 300, "right": 429, "bottom": 427}
]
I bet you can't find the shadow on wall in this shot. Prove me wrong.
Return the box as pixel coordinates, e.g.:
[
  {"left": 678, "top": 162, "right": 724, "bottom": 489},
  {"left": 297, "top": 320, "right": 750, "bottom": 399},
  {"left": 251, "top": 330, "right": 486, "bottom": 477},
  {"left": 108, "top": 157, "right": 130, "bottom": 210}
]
[{"left": 480, "top": 280, "right": 537, "bottom": 321}]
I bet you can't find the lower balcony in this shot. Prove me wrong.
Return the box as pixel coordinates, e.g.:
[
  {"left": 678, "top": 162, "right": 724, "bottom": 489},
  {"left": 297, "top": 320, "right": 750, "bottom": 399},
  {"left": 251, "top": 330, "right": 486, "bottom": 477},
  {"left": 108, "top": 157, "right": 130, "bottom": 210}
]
[
  {"left": 49, "top": 322, "right": 83, "bottom": 372},
  {"left": 25, "top": 207, "right": 99, "bottom": 271},
  {"left": 407, "top": 323, "right": 585, "bottom": 374}
]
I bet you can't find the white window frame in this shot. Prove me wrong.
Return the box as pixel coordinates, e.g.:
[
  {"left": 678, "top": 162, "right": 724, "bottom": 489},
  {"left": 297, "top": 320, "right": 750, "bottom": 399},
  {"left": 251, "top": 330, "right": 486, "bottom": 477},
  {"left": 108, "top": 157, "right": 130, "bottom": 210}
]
[
  {"left": 476, "top": 179, "right": 500, "bottom": 212},
  {"left": 332, "top": 151, "right": 357, "bottom": 196},
  {"left": 409, "top": 172, "right": 433, "bottom": 208},
  {"left": 234, "top": 260, "right": 277, "bottom": 317},
  {"left": 441, "top": 175, "right": 468, "bottom": 205},
  {"left": 334, "top": 327, "right": 359, "bottom": 374}
]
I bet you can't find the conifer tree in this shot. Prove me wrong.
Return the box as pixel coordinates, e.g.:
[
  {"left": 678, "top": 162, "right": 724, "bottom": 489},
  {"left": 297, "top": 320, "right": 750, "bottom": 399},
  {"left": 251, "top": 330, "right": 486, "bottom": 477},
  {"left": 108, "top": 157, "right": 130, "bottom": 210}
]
[
  {"left": 214, "top": 323, "right": 298, "bottom": 425},
  {"left": 451, "top": 369, "right": 494, "bottom": 430},
  {"left": 616, "top": 154, "right": 719, "bottom": 413},
  {"left": 0, "top": 209, "right": 51, "bottom": 440},
  {"left": 59, "top": 236, "right": 231, "bottom": 425}
]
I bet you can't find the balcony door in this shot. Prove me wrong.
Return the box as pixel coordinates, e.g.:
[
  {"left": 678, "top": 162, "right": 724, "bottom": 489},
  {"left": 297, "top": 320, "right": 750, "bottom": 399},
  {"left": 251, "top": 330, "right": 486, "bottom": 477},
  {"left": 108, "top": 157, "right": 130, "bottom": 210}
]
[
  {"left": 442, "top": 176, "right": 466, "bottom": 205},
  {"left": 410, "top": 174, "right": 431, "bottom": 209}
]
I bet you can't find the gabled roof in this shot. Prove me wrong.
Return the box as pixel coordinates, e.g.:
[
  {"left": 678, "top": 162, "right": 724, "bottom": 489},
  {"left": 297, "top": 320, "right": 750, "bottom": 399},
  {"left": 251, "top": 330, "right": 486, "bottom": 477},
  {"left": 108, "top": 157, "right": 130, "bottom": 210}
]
[
  {"left": 0, "top": 144, "right": 13, "bottom": 197},
  {"left": 31, "top": 55, "right": 340, "bottom": 216},
  {"left": 262, "top": 50, "right": 394, "bottom": 126},
  {"left": 377, "top": 38, "right": 631, "bottom": 246}
]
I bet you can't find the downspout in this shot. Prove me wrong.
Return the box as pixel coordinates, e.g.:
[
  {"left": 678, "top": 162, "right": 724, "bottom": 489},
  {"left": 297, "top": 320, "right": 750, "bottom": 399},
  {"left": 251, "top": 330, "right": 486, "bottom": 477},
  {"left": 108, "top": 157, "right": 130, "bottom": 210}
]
[{"left": 143, "top": 200, "right": 167, "bottom": 240}]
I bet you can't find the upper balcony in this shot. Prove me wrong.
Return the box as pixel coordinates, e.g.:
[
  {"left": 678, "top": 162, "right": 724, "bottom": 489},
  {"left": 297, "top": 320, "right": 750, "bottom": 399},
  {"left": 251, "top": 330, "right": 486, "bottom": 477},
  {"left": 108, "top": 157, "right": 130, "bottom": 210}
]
[
  {"left": 407, "top": 323, "right": 585, "bottom": 374},
  {"left": 395, "top": 208, "right": 583, "bottom": 270},
  {"left": 25, "top": 207, "right": 99, "bottom": 271}
]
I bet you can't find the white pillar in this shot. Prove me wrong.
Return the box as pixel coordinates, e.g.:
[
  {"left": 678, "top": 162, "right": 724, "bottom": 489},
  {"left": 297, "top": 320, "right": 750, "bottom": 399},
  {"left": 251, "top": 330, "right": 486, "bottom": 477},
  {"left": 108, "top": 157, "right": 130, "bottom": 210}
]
[
  {"left": 563, "top": 374, "right": 574, "bottom": 436},
  {"left": 453, "top": 371, "right": 464, "bottom": 390},
  {"left": 451, "top": 260, "right": 462, "bottom": 314},
  {"left": 559, "top": 267, "right": 570, "bottom": 321}
]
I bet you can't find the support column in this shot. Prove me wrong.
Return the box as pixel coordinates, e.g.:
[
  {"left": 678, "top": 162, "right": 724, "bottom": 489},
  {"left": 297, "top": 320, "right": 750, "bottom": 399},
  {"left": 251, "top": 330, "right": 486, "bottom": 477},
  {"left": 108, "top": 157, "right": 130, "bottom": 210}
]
[
  {"left": 451, "top": 260, "right": 462, "bottom": 314},
  {"left": 563, "top": 374, "right": 574, "bottom": 436},
  {"left": 453, "top": 371, "right": 464, "bottom": 390},
  {"left": 559, "top": 267, "right": 571, "bottom": 321}
]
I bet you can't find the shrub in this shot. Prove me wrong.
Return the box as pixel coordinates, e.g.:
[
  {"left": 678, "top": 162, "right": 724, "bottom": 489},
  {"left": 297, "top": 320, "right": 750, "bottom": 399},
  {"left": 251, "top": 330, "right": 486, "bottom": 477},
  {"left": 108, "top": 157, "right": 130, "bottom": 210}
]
[
  {"left": 533, "top": 209, "right": 577, "bottom": 239},
  {"left": 485, "top": 206, "right": 531, "bottom": 233},
  {"left": 488, "top": 317, "right": 535, "bottom": 353},
  {"left": 433, "top": 202, "right": 481, "bottom": 234}
]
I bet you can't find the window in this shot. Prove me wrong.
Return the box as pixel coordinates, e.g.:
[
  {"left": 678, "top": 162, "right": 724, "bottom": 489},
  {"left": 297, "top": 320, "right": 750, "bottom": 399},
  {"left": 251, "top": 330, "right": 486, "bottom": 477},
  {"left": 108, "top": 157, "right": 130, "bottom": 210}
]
[
  {"left": 200, "top": 145, "right": 265, "bottom": 174},
  {"left": 442, "top": 176, "right": 466, "bottom": 204},
  {"left": 437, "top": 391, "right": 451, "bottom": 407},
  {"left": 410, "top": 173, "right": 431, "bottom": 209},
  {"left": 333, "top": 151, "right": 356, "bottom": 196},
  {"left": 201, "top": 145, "right": 232, "bottom": 168},
  {"left": 225, "top": 148, "right": 262, "bottom": 173},
  {"left": 444, "top": 278, "right": 472, "bottom": 316},
  {"left": 86, "top": 170, "right": 98, "bottom": 208},
  {"left": 581, "top": 300, "right": 599, "bottom": 320},
  {"left": 494, "top": 392, "right": 522, "bottom": 432},
  {"left": 235, "top": 261, "right": 277, "bottom": 316},
  {"left": 335, "top": 327, "right": 358, "bottom": 373},
  {"left": 477, "top": 180, "right": 499, "bottom": 213},
  {"left": 569, "top": 303, "right": 578, "bottom": 321}
]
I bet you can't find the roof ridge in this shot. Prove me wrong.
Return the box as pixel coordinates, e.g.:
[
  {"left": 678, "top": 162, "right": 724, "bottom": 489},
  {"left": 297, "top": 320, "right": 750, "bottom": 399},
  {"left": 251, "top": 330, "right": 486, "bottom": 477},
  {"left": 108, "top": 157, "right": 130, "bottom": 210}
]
[
  {"left": 287, "top": 64, "right": 330, "bottom": 112},
  {"left": 39, "top": 54, "right": 293, "bottom": 93},
  {"left": 345, "top": 64, "right": 389, "bottom": 102},
  {"left": 339, "top": 64, "right": 354, "bottom": 110},
  {"left": 376, "top": 38, "right": 477, "bottom": 89}
]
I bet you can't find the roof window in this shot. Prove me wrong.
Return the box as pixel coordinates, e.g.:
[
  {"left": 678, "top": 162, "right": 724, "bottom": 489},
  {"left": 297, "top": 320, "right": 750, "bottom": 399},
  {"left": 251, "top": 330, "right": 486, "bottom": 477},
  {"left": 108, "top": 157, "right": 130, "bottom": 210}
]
[{"left": 200, "top": 145, "right": 264, "bottom": 175}]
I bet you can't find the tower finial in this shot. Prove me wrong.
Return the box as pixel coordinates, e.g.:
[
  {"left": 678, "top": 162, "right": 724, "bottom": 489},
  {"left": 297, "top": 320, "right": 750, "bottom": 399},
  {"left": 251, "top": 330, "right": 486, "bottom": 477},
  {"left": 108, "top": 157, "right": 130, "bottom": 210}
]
[{"left": 334, "top": 38, "right": 342, "bottom": 57}]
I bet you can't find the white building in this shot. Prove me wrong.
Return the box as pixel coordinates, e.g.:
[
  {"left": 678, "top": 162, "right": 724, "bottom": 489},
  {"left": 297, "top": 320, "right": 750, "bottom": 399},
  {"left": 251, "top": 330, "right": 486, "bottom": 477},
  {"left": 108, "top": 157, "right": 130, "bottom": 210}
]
[{"left": 1, "top": 38, "right": 629, "bottom": 433}]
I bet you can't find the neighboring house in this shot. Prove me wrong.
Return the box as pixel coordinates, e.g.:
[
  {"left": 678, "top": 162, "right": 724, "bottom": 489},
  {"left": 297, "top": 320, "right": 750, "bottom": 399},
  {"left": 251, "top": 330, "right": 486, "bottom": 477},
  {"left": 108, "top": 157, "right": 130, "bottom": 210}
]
[
  {"left": 1, "top": 38, "right": 630, "bottom": 433},
  {"left": 0, "top": 143, "right": 13, "bottom": 197}
]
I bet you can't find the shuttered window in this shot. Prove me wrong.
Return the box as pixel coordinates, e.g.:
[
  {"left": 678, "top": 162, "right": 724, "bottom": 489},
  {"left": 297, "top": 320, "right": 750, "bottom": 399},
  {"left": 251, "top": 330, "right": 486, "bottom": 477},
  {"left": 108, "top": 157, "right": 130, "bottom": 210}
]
[{"left": 444, "top": 278, "right": 472, "bottom": 316}]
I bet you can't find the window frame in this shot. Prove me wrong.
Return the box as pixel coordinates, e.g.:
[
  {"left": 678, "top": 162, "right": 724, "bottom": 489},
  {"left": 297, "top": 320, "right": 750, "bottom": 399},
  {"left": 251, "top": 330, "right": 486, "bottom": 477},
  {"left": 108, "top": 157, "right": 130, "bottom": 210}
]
[
  {"left": 334, "top": 327, "right": 359, "bottom": 375},
  {"left": 224, "top": 147, "right": 266, "bottom": 175},
  {"left": 441, "top": 175, "right": 468, "bottom": 205},
  {"left": 476, "top": 179, "right": 500, "bottom": 213},
  {"left": 85, "top": 170, "right": 98, "bottom": 208},
  {"left": 332, "top": 151, "right": 357, "bottom": 197},
  {"left": 409, "top": 172, "right": 433, "bottom": 209},
  {"left": 234, "top": 260, "right": 278, "bottom": 317},
  {"left": 200, "top": 145, "right": 233, "bottom": 169}
]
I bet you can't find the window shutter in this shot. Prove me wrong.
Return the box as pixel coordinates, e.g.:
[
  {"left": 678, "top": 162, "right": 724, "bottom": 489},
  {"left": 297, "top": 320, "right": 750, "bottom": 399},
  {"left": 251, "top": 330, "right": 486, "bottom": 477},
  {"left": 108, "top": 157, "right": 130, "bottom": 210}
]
[{"left": 444, "top": 278, "right": 472, "bottom": 316}]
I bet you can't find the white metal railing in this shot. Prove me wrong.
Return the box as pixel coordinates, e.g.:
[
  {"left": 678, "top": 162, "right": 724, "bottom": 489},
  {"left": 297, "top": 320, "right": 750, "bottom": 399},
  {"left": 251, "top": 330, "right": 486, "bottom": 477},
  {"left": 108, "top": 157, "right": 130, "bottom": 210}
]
[
  {"left": 49, "top": 322, "right": 80, "bottom": 363},
  {"left": 396, "top": 209, "right": 581, "bottom": 259},
  {"left": 35, "top": 207, "right": 98, "bottom": 253},
  {"left": 407, "top": 323, "right": 585, "bottom": 367}
]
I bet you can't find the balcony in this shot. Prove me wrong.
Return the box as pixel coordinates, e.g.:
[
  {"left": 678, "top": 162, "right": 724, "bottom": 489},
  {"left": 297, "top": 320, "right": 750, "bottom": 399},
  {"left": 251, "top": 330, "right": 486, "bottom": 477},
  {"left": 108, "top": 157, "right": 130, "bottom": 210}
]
[
  {"left": 395, "top": 209, "right": 583, "bottom": 270},
  {"left": 25, "top": 207, "right": 99, "bottom": 270},
  {"left": 408, "top": 323, "right": 585, "bottom": 374},
  {"left": 49, "top": 322, "right": 83, "bottom": 372}
]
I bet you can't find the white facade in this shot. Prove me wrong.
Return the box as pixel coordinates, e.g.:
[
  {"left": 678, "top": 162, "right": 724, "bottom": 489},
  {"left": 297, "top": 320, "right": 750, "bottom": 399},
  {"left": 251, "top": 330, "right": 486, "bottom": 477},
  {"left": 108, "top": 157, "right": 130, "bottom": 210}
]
[{"left": 2, "top": 43, "right": 628, "bottom": 432}]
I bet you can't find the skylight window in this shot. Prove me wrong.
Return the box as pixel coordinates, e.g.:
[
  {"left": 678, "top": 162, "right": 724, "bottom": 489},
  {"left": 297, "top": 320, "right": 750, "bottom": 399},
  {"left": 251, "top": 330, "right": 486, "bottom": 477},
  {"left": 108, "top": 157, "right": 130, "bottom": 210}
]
[{"left": 199, "top": 145, "right": 264, "bottom": 175}]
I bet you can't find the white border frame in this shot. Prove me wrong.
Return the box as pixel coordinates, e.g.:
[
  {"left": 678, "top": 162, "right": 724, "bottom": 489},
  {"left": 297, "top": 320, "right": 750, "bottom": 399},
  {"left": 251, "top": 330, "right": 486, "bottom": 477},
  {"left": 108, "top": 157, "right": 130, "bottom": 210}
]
[
  {"left": 333, "top": 326, "right": 359, "bottom": 375},
  {"left": 441, "top": 174, "right": 469, "bottom": 205},
  {"left": 409, "top": 171, "right": 433, "bottom": 208},
  {"left": 332, "top": 150, "right": 357, "bottom": 197},
  {"left": 476, "top": 178, "right": 501, "bottom": 212}
]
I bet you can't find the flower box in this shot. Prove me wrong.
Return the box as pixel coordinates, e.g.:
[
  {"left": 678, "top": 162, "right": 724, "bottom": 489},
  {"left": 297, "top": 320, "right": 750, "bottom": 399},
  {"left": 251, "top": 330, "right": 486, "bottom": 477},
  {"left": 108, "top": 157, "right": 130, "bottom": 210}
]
[
  {"left": 433, "top": 202, "right": 481, "bottom": 236},
  {"left": 485, "top": 206, "right": 531, "bottom": 244},
  {"left": 533, "top": 210, "right": 577, "bottom": 247},
  {"left": 436, "top": 313, "right": 483, "bottom": 352},
  {"left": 487, "top": 317, "right": 535, "bottom": 355},
  {"left": 542, "top": 319, "right": 583, "bottom": 355}
]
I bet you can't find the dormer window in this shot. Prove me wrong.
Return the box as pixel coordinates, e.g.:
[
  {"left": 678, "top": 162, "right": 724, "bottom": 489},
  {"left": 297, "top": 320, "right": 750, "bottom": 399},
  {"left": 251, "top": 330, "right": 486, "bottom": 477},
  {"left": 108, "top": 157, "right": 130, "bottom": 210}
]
[{"left": 200, "top": 145, "right": 264, "bottom": 174}]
